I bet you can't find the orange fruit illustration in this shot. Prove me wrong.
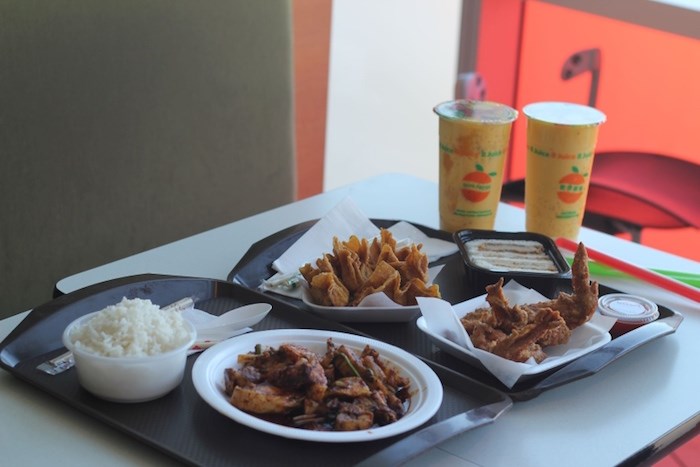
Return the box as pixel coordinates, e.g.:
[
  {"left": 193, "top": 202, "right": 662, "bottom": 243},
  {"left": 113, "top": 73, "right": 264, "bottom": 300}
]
[
  {"left": 461, "top": 164, "right": 495, "bottom": 202},
  {"left": 557, "top": 166, "right": 588, "bottom": 203}
]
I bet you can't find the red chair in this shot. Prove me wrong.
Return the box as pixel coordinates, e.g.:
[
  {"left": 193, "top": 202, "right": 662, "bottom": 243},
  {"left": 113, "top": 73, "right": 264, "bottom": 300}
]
[{"left": 500, "top": 152, "right": 700, "bottom": 242}]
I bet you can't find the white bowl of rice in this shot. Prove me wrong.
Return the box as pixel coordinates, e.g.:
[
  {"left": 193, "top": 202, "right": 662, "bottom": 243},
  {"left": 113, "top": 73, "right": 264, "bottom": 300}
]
[{"left": 62, "top": 297, "right": 196, "bottom": 403}]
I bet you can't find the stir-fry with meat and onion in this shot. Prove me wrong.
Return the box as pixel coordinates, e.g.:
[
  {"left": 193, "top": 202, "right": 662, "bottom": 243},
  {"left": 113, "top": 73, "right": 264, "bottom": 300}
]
[{"left": 223, "top": 338, "right": 411, "bottom": 431}]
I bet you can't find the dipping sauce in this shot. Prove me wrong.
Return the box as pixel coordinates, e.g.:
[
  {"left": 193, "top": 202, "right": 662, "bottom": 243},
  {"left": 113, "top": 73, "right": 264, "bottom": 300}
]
[
  {"left": 465, "top": 238, "right": 558, "bottom": 273},
  {"left": 597, "top": 293, "right": 659, "bottom": 336},
  {"left": 454, "top": 229, "right": 571, "bottom": 296}
]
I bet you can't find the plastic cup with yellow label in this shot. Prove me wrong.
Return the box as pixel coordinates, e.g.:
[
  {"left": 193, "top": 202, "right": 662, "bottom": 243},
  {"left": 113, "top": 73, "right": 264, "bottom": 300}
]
[
  {"left": 523, "top": 102, "right": 606, "bottom": 241},
  {"left": 433, "top": 100, "right": 518, "bottom": 233}
]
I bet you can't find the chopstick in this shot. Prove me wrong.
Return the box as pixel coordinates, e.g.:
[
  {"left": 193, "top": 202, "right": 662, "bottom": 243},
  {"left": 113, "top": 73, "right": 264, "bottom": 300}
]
[{"left": 556, "top": 237, "right": 700, "bottom": 303}]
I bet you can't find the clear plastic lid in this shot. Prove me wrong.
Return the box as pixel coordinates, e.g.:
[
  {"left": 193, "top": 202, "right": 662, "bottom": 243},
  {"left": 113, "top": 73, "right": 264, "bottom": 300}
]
[
  {"left": 523, "top": 101, "right": 606, "bottom": 126},
  {"left": 597, "top": 293, "right": 659, "bottom": 325},
  {"left": 434, "top": 100, "right": 518, "bottom": 124}
]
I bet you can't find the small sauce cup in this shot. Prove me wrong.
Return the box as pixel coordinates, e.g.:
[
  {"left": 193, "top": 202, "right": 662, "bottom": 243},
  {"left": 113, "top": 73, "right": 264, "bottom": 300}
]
[{"left": 597, "top": 293, "right": 659, "bottom": 337}]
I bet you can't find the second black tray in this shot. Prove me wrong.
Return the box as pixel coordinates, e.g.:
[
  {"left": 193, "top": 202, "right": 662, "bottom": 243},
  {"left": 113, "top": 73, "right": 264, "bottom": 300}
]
[{"left": 227, "top": 219, "right": 684, "bottom": 400}]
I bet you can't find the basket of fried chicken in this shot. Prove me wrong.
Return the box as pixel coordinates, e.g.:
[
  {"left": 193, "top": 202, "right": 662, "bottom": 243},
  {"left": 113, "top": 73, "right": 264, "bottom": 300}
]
[{"left": 417, "top": 242, "right": 617, "bottom": 388}]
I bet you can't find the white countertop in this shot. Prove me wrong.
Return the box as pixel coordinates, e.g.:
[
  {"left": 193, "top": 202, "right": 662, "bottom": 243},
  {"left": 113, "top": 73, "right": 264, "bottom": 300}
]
[{"left": 2, "top": 173, "right": 699, "bottom": 466}]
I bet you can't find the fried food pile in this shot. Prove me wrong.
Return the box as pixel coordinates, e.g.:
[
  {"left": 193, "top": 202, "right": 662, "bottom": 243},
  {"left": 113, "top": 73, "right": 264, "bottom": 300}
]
[
  {"left": 299, "top": 229, "right": 441, "bottom": 307},
  {"left": 224, "top": 339, "right": 411, "bottom": 431},
  {"left": 461, "top": 242, "right": 599, "bottom": 363}
]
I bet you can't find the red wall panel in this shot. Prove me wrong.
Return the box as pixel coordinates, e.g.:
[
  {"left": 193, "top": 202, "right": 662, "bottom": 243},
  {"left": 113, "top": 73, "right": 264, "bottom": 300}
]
[
  {"left": 477, "top": 0, "right": 700, "bottom": 260},
  {"left": 510, "top": 1, "right": 700, "bottom": 180}
]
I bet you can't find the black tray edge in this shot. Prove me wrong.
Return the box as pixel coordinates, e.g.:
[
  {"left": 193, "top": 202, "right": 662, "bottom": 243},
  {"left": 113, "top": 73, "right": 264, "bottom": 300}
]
[{"left": 0, "top": 273, "right": 513, "bottom": 467}]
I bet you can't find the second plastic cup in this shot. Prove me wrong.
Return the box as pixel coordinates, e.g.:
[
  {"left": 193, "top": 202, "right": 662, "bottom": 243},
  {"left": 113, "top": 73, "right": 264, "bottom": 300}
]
[
  {"left": 433, "top": 100, "right": 518, "bottom": 233},
  {"left": 523, "top": 101, "right": 606, "bottom": 241}
]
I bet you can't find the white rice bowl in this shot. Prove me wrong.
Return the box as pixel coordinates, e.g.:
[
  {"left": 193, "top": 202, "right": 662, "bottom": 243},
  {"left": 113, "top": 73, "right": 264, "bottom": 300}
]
[{"left": 63, "top": 297, "right": 196, "bottom": 403}]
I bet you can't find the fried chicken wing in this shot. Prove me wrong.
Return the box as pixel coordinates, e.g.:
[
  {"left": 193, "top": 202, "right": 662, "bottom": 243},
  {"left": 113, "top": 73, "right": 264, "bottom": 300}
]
[
  {"left": 490, "top": 307, "right": 566, "bottom": 363},
  {"left": 526, "top": 242, "right": 599, "bottom": 329},
  {"left": 459, "top": 242, "right": 596, "bottom": 363},
  {"left": 484, "top": 278, "right": 529, "bottom": 332},
  {"left": 461, "top": 320, "right": 506, "bottom": 353}
]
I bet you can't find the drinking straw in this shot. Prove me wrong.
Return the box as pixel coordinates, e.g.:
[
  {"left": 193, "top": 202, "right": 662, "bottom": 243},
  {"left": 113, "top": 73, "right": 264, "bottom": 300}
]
[
  {"left": 564, "top": 257, "right": 700, "bottom": 288},
  {"left": 556, "top": 237, "right": 700, "bottom": 303}
]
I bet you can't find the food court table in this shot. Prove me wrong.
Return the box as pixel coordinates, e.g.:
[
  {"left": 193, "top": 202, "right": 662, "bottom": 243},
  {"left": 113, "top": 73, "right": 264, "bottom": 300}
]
[{"left": 2, "top": 173, "right": 699, "bottom": 466}]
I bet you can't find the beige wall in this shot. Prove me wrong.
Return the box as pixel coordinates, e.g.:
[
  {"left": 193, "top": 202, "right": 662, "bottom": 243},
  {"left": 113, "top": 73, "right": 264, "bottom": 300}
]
[{"left": 324, "top": 0, "right": 461, "bottom": 191}]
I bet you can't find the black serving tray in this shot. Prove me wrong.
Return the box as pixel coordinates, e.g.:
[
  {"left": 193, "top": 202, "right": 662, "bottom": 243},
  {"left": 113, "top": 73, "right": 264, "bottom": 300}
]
[
  {"left": 227, "top": 219, "right": 684, "bottom": 401},
  {"left": 0, "top": 274, "right": 512, "bottom": 467}
]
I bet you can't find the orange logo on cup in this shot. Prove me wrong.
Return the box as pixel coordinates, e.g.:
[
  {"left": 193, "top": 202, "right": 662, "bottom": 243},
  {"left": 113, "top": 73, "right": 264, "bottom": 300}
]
[
  {"left": 461, "top": 164, "right": 495, "bottom": 202},
  {"left": 557, "top": 166, "right": 587, "bottom": 203}
]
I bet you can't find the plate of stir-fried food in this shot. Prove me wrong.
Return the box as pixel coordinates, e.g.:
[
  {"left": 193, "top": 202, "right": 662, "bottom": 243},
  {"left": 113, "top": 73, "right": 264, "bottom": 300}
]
[
  {"left": 297, "top": 229, "right": 442, "bottom": 322},
  {"left": 191, "top": 329, "right": 443, "bottom": 442}
]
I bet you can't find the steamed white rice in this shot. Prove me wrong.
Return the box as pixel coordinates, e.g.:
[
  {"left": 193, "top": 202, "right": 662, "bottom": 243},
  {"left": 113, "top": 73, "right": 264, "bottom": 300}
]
[{"left": 69, "top": 297, "right": 192, "bottom": 357}]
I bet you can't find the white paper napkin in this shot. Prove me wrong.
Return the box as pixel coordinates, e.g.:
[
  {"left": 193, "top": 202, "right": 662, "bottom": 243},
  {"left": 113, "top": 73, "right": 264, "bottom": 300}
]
[
  {"left": 272, "top": 197, "right": 380, "bottom": 274},
  {"left": 418, "top": 280, "right": 617, "bottom": 388},
  {"left": 388, "top": 221, "right": 459, "bottom": 262}
]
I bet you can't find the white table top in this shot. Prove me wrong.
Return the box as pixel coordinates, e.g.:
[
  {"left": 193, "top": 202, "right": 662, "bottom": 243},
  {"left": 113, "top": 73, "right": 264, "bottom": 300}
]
[{"left": 2, "top": 173, "right": 699, "bottom": 466}]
